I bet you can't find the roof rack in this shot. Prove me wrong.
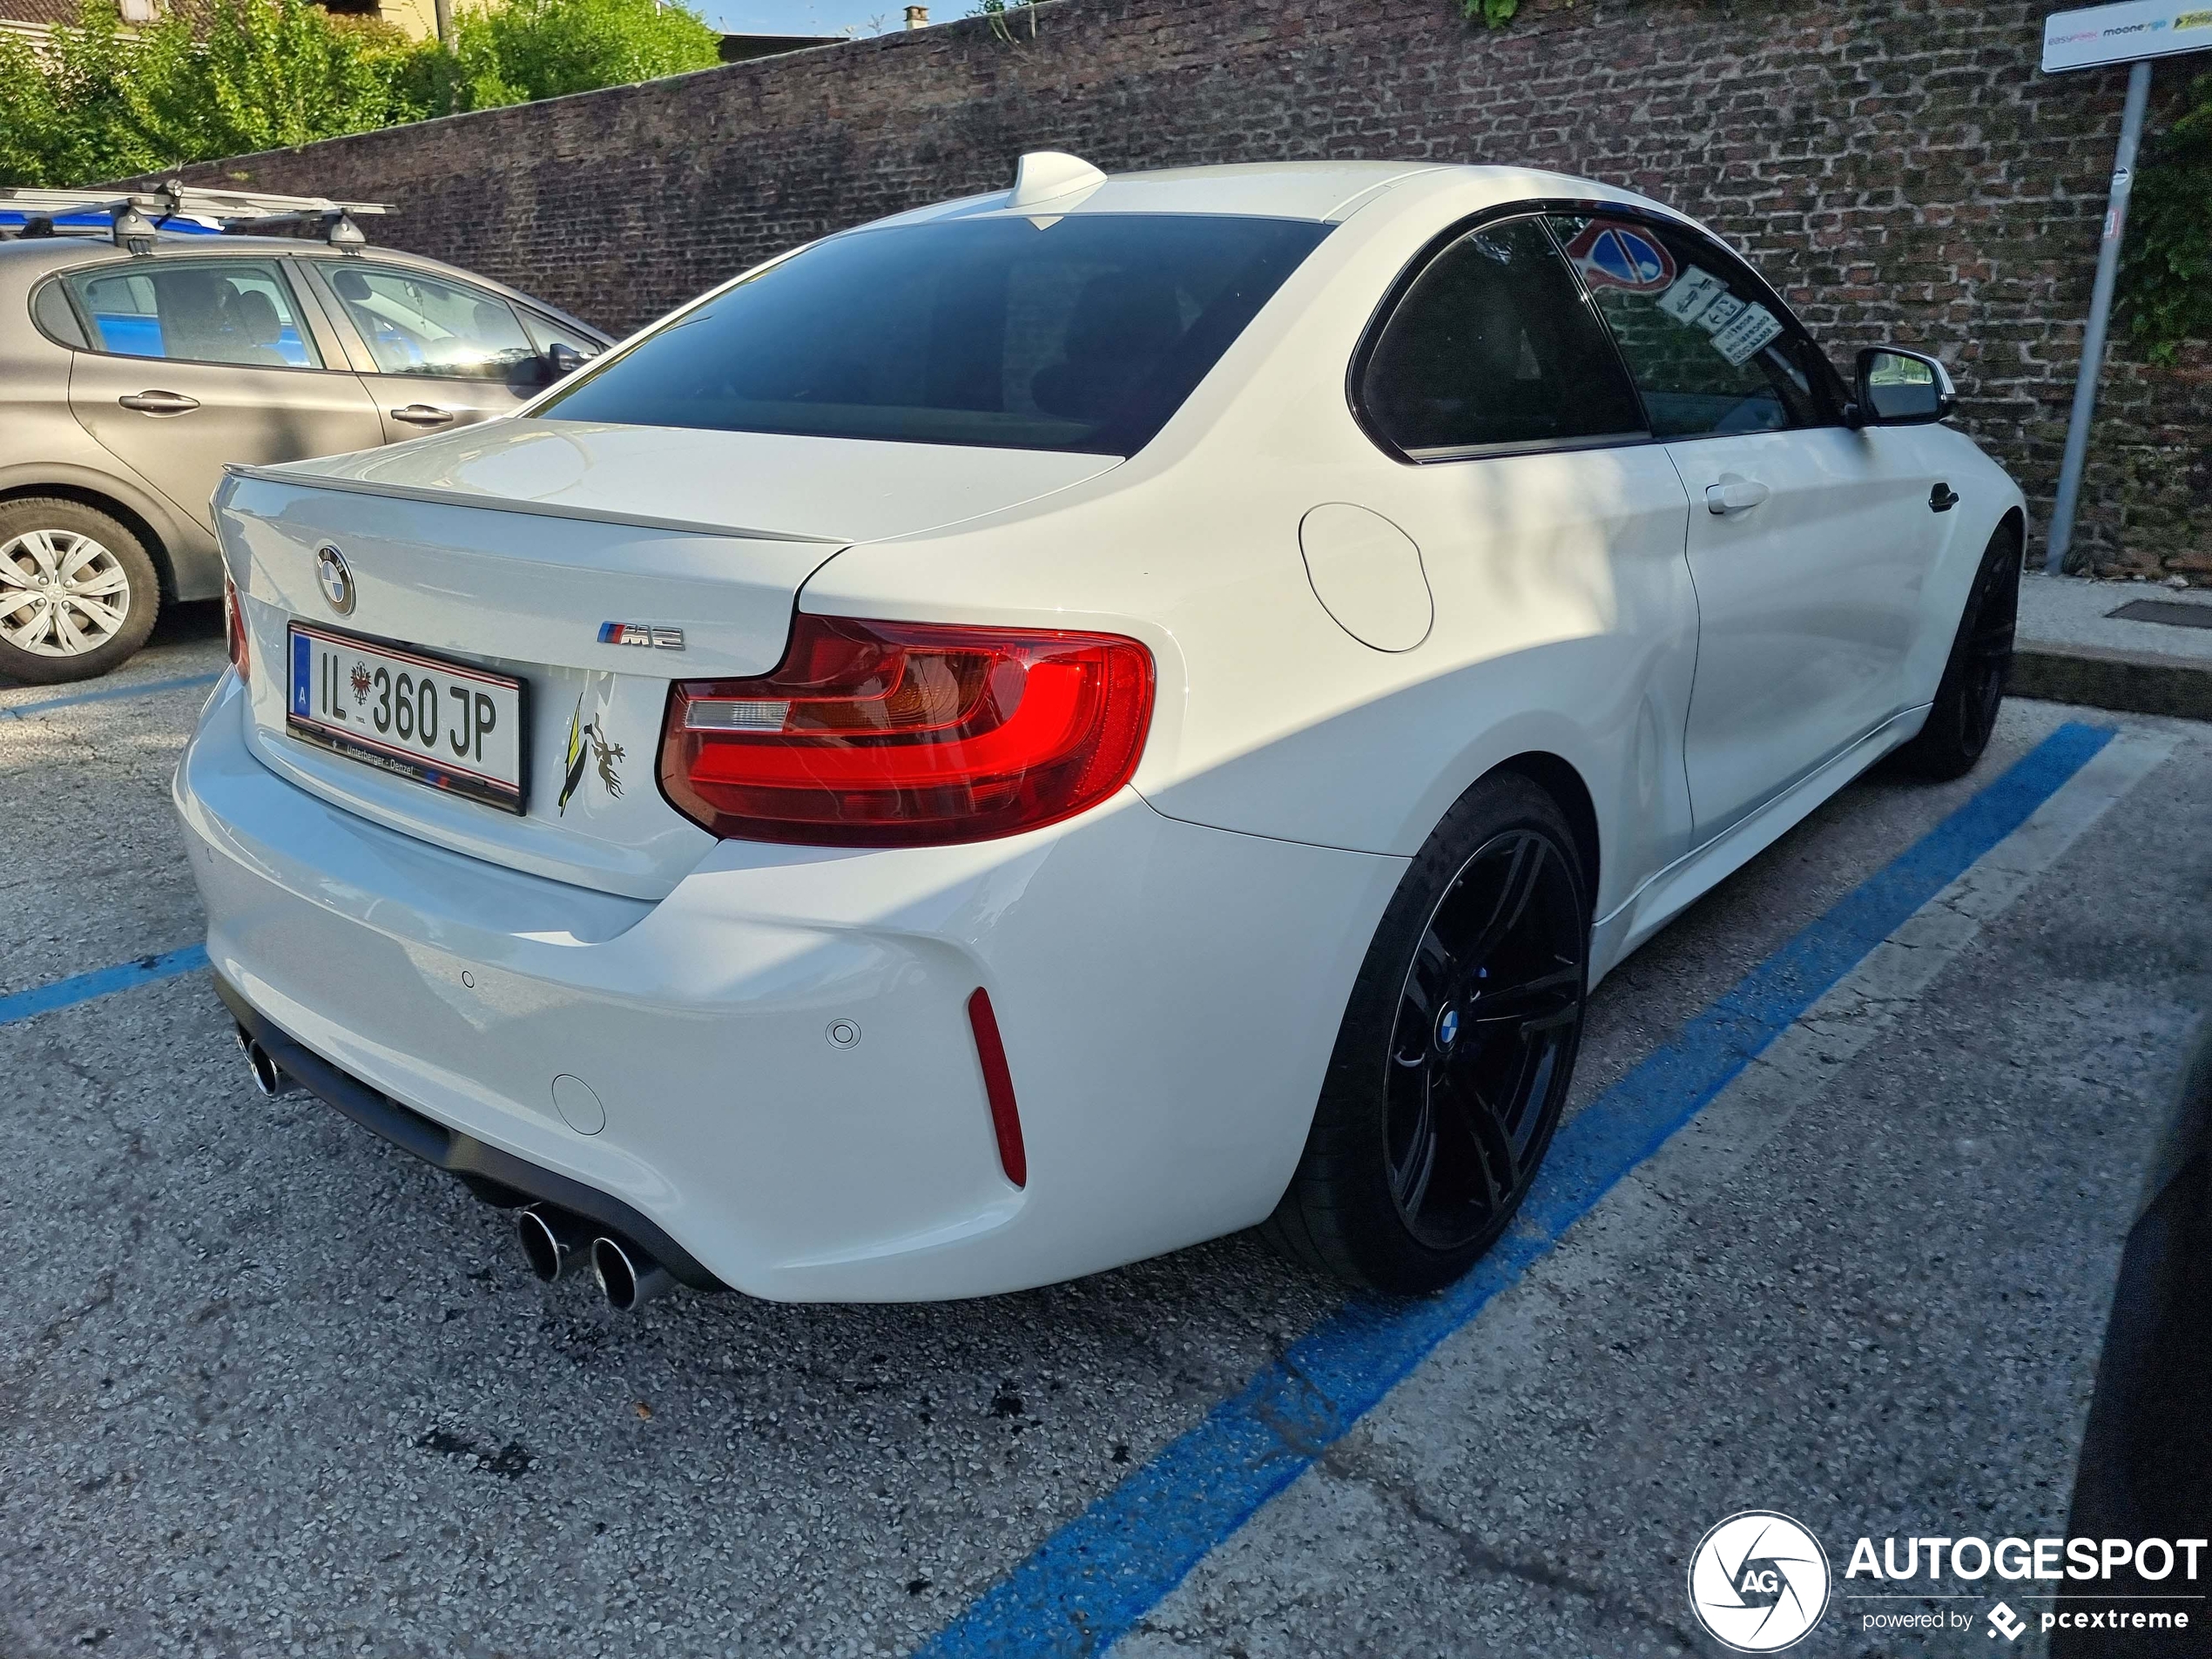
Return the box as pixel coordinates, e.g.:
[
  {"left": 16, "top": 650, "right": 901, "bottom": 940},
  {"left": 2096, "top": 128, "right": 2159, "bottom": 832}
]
[{"left": 0, "top": 180, "right": 391, "bottom": 255}]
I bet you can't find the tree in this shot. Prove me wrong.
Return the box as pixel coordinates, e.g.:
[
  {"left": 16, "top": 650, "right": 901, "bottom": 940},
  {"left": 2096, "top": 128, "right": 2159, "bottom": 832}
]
[
  {"left": 0, "top": 0, "right": 425, "bottom": 186},
  {"left": 448, "top": 0, "right": 720, "bottom": 110},
  {"left": 0, "top": 0, "right": 720, "bottom": 190},
  {"left": 2125, "top": 71, "right": 2212, "bottom": 365}
]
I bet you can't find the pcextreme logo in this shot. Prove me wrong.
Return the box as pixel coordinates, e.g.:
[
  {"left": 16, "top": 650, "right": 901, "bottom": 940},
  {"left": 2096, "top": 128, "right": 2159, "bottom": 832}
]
[
  {"left": 1846, "top": 1535, "right": 2206, "bottom": 1642},
  {"left": 1688, "top": 1512, "right": 1832, "bottom": 1652}
]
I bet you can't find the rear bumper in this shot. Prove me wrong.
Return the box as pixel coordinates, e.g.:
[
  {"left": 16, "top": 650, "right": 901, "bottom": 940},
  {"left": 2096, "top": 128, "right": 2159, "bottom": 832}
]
[
  {"left": 175, "top": 673, "right": 1406, "bottom": 1301},
  {"left": 216, "top": 977, "right": 723, "bottom": 1289}
]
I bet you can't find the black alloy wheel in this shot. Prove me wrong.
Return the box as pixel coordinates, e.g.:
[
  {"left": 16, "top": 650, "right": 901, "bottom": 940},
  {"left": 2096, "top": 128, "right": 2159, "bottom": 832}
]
[
  {"left": 1264, "top": 772, "right": 1590, "bottom": 1294},
  {"left": 1385, "top": 827, "right": 1584, "bottom": 1251},
  {"left": 1892, "top": 524, "right": 2020, "bottom": 780}
]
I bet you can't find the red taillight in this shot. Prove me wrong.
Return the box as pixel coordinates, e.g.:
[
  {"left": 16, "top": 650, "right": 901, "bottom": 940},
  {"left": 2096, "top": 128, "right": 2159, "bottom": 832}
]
[
  {"left": 659, "top": 615, "right": 1154, "bottom": 846},
  {"left": 967, "top": 988, "right": 1026, "bottom": 1188},
  {"left": 223, "top": 575, "right": 248, "bottom": 681}
]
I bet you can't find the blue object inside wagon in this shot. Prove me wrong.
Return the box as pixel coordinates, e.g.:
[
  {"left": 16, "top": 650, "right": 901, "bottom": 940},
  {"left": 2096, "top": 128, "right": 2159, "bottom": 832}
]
[
  {"left": 0, "top": 210, "right": 219, "bottom": 235},
  {"left": 88, "top": 309, "right": 312, "bottom": 366}
]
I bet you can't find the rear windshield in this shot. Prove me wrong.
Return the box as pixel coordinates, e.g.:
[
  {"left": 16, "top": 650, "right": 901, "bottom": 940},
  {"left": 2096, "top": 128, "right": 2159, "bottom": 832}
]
[{"left": 534, "top": 214, "right": 1331, "bottom": 455}]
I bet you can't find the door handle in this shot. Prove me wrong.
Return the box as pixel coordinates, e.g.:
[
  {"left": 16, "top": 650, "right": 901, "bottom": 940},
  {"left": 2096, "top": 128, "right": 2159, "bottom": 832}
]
[
  {"left": 118, "top": 390, "right": 199, "bottom": 415},
  {"left": 1704, "top": 477, "right": 1771, "bottom": 516},
  {"left": 390, "top": 404, "right": 456, "bottom": 428}
]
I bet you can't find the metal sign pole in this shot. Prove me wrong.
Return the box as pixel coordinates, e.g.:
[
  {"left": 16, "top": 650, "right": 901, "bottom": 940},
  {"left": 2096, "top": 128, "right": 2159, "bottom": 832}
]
[{"left": 2044, "top": 58, "right": 2154, "bottom": 575}]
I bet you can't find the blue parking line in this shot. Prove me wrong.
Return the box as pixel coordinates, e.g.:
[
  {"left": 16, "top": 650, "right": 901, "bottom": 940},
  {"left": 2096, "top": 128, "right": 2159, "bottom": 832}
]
[
  {"left": 0, "top": 945, "right": 209, "bottom": 1029},
  {"left": 0, "top": 671, "right": 221, "bottom": 719},
  {"left": 915, "top": 720, "right": 2118, "bottom": 1659}
]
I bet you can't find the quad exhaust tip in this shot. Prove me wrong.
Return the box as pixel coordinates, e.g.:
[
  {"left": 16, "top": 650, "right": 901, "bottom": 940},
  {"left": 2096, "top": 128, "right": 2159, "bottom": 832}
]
[
  {"left": 590, "top": 1235, "right": 675, "bottom": 1312},
  {"left": 242, "top": 1037, "right": 288, "bottom": 1097},
  {"left": 519, "top": 1210, "right": 678, "bottom": 1311},
  {"left": 516, "top": 1205, "right": 591, "bottom": 1284}
]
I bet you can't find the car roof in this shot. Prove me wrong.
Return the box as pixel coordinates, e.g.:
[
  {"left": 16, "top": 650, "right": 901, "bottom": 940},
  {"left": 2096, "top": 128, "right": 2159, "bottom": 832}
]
[
  {"left": 867, "top": 160, "right": 1669, "bottom": 231},
  {"left": 0, "top": 232, "right": 609, "bottom": 341}
]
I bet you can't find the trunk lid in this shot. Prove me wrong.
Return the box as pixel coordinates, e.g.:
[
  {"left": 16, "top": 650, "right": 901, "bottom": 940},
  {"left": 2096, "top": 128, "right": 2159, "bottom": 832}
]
[{"left": 219, "top": 420, "right": 1120, "bottom": 899}]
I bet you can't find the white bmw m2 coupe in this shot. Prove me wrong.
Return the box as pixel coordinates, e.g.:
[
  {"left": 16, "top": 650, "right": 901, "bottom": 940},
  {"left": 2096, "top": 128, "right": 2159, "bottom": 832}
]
[{"left": 177, "top": 155, "right": 2023, "bottom": 1308}]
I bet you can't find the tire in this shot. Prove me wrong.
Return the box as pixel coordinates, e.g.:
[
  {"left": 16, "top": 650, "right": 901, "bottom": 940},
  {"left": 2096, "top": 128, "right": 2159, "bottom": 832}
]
[
  {"left": 0, "top": 497, "right": 161, "bottom": 686},
  {"left": 1889, "top": 523, "right": 2020, "bottom": 782},
  {"left": 1263, "top": 772, "right": 1591, "bottom": 1294}
]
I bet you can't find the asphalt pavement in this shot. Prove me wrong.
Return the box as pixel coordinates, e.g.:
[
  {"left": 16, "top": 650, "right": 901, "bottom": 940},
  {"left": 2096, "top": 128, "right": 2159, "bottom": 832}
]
[{"left": 3, "top": 610, "right": 2206, "bottom": 1658}]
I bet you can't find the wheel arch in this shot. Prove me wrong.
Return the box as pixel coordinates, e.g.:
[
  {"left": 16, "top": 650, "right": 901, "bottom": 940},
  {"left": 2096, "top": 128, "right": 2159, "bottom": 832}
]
[
  {"left": 1491, "top": 749, "right": 1601, "bottom": 914},
  {"left": 0, "top": 478, "right": 180, "bottom": 601}
]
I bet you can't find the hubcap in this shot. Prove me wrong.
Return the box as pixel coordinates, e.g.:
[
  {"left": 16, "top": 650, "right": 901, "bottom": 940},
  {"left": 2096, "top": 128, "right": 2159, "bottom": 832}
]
[
  {"left": 0, "top": 529, "right": 132, "bottom": 657},
  {"left": 1386, "top": 828, "right": 1586, "bottom": 1251}
]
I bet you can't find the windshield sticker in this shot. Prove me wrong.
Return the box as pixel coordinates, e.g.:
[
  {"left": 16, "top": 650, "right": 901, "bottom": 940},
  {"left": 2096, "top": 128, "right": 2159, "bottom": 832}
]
[
  {"left": 1693, "top": 291, "right": 1746, "bottom": 336},
  {"left": 1712, "top": 301, "right": 1785, "bottom": 366},
  {"left": 1561, "top": 219, "right": 1678, "bottom": 292},
  {"left": 1657, "top": 265, "right": 1730, "bottom": 325}
]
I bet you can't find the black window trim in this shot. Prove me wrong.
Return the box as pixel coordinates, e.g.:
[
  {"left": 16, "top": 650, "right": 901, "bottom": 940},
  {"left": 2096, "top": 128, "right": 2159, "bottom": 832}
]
[
  {"left": 1347, "top": 197, "right": 1849, "bottom": 466},
  {"left": 41, "top": 253, "right": 336, "bottom": 375},
  {"left": 1541, "top": 202, "right": 1852, "bottom": 442}
]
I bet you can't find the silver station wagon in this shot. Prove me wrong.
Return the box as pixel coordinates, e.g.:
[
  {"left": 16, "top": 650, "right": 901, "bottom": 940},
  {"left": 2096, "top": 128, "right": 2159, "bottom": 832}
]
[{"left": 0, "top": 185, "right": 609, "bottom": 684}]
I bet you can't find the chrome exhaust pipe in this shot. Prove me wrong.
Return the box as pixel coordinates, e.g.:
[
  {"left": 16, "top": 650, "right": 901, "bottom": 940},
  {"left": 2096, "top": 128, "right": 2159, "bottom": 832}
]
[
  {"left": 591, "top": 1235, "right": 675, "bottom": 1312},
  {"left": 516, "top": 1205, "right": 591, "bottom": 1284},
  {"left": 243, "top": 1039, "right": 288, "bottom": 1097}
]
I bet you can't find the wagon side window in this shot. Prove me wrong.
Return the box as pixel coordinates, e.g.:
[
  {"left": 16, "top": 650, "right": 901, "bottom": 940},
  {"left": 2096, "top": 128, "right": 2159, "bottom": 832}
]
[
  {"left": 65, "top": 259, "right": 323, "bottom": 369},
  {"left": 1357, "top": 213, "right": 1646, "bottom": 460}
]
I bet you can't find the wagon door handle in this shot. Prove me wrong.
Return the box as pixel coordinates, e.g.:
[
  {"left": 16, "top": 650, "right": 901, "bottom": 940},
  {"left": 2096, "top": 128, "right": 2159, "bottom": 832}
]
[
  {"left": 1704, "top": 476, "right": 1771, "bottom": 516},
  {"left": 390, "top": 404, "right": 456, "bottom": 428},
  {"left": 118, "top": 390, "right": 199, "bottom": 415}
]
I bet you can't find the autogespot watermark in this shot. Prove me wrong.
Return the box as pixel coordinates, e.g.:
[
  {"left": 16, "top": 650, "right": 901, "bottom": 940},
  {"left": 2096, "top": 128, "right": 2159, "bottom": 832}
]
[
  {"left": 1687, "top": 1520, "right": 2211, "bottom": 1649},
  {"left": 1687, "top": 1512, "right": 1832, "bottom": 1652}
]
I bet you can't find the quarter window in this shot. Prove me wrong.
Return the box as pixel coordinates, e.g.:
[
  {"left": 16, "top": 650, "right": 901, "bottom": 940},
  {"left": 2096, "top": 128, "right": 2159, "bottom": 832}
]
[
  {"left": 520, "top": 310, "right": 602, "bottom": 361},
  {"left": 65, "top": 260, "right": 321, "bottom": 368},
  {"left": 1359, "top": 215, "right": 1645, "bottom": 457},
  {"left": 1548, "top": 215, "right": 1831, "bottom": 439},
  {"left": 322, "top": 262, "right": 538, "bottom": 382}
]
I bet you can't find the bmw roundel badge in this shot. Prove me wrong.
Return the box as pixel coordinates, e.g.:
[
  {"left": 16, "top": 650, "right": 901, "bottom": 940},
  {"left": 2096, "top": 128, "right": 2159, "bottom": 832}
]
[{"left": 315, "top": 543, "right": 355, "bottom": 616}]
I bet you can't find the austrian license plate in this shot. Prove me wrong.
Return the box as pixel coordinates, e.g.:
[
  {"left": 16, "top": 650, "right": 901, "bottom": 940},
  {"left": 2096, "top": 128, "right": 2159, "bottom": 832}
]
[{"left": 286, "top": 623, "right": 527, "bottom": 814}]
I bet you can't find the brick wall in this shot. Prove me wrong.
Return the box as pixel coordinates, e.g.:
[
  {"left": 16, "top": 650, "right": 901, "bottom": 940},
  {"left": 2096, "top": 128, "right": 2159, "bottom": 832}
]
[{"left": 141, "top": 0, "right": 2211, "bottom": 577}]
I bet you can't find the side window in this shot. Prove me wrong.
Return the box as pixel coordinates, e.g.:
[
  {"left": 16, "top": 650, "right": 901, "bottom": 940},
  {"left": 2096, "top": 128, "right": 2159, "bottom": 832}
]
[
  {"left": 65, "top": 260, "right": 322, "bottom": 369},
  {"left": 1547, "top": 215, "right": 1831, "bottom": 440},
  {"left": 520, "top": 310, "right": 602, "bottom": 361},
  {"left": 323, "top": 262, "right": 537, "bottom": 381},
  {"left": 1359, "top": 215, "right": 1646, "bottom": 457},
  {"left": 30, "top": 280, "right": 88, "bottom": 349}
]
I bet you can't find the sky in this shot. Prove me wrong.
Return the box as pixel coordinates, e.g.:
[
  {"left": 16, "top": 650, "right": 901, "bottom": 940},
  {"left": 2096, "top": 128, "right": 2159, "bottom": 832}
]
[{"left": 701, "top": 0, "right": 941, "bottom": 39}]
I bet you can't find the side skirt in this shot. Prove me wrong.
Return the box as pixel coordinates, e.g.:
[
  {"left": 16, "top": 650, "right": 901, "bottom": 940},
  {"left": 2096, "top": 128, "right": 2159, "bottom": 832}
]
[{"left": 1588, "top": 704, "right": 1932, "bottom": 984}]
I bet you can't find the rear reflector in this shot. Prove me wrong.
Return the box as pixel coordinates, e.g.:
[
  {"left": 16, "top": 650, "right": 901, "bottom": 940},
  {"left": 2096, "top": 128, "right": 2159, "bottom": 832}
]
[
  {"left": 658, "top": 614, "right": 1153, "bottom": 846},
  {"left": 966, "top": 988, "right": 1026, "bottom": 1189},
  {"left": 223, "top": 575, "right": 248, "bottom": 681}
]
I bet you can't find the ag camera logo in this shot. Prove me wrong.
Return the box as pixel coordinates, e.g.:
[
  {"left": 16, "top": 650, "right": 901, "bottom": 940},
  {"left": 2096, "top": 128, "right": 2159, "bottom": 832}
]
[{"left": 1689, "top": 1511, "right": 1832, "bottom": 1651}]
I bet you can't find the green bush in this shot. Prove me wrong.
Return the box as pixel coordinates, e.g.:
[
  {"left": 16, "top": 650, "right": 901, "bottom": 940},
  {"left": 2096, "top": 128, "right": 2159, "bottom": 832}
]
[
  {"left": 0, "top": 0, "right": 720, "bottom": 189},
  {"left": 450, "top": 0, "right": 720, "bottom": 109},
  {"left": 0, "top": 0, "right": 424, "bottom": 186},
  {"left": 2124, "top": 71, "right": 2212, "bottom": 365}
]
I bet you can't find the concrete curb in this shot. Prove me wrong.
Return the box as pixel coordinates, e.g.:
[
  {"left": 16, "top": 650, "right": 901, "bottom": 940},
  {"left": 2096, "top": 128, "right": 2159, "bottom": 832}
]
[{"left": 2011, "top": 643, "right": 2212, "bottom": 723}]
